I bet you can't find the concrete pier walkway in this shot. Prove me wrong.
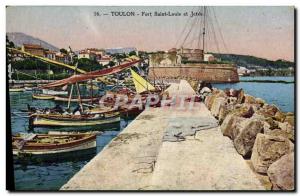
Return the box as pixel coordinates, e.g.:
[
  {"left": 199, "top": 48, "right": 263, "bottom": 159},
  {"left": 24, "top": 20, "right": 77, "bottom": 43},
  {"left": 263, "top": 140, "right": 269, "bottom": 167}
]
[{"left": 61, "top": 80, "right": 264, "bottom": 190}]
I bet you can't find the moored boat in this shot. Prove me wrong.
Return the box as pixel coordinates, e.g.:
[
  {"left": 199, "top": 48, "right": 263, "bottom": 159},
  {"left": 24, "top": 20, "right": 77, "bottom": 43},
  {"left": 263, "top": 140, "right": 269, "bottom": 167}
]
[
  {"left": 9, "top": 88, "right": 25, "bottom": 92},
  {"left": 53, "top": 95, "right": 101, "bottom": 103},
  {"left": 12, "top": 133, "right": 96, "bottom": 157},
  {"left": 30, "top": 111, "right": 120, "bottom": 127},
  {"left": 32, "top": 94, "right": 55, "bottom": 100},
  {"left": 42, "top": 89, "right": 68, "bottom": 96}
]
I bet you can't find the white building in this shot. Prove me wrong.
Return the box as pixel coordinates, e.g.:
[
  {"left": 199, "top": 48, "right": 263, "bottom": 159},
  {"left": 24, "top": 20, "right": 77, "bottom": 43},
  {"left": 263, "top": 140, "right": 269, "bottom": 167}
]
[{"left": 204, "top": 53, "right": 215, "bottom": 62}]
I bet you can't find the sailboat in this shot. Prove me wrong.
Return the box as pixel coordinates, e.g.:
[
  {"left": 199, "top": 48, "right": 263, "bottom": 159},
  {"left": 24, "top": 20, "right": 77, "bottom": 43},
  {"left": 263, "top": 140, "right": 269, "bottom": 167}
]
[
  {"left": 98, "top": 68, "right": 165, "bottom": 116},
  {"left": 28, "top": 57, "right": 140, "bottom": 129}
]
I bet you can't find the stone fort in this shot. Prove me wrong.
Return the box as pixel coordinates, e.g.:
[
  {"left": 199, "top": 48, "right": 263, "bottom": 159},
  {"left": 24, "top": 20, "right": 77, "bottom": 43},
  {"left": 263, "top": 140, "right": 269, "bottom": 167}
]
[{"left": 148, "top": 48, "right": 239, "bottom": 83}]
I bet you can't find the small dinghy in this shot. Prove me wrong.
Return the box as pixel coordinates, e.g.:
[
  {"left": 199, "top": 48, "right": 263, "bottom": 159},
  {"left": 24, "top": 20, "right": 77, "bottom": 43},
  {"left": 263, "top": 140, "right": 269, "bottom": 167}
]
[
  {"left": 42, "top": 89, "right": 68, "bottom": 96},
  {"left": 32, "top": 94, "right": 55, "bottom": 100},
  {"left": 12, "top": 133, "right": 96, "bottom": 157},
  {"left": 9, "top": 88, "right": 25, "bottom": 92},
  {"left": 53, "top": 95, "right": 101, "bottom": 103},
  {"left": 30, "top": 111, "right": 120, "bottom": 128}
]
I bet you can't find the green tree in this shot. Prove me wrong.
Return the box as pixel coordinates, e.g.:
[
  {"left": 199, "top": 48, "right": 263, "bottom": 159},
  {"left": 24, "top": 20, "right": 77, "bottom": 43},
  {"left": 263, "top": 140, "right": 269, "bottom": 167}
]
[
  {"left": 77, "top": 58, "right": 102, "bottom": 71},
  {"left": 60, "top": 48, "right": 68, "bottom": 54},
  {"left": 107, "top": 61, "right": 116, "bottom": 67},
  {"left": 128, "top": 51, "right": 136, "bottom": 56}
]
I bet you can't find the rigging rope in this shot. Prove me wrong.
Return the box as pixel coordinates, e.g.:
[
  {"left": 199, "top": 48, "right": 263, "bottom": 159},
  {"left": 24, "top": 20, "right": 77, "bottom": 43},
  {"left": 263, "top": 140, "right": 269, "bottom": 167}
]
[
  {"left": 211, "top": 7, "right": 229, "bottom": 53},
  {"left": 180, "top": 6, "right": 201, "bottom": 47}
]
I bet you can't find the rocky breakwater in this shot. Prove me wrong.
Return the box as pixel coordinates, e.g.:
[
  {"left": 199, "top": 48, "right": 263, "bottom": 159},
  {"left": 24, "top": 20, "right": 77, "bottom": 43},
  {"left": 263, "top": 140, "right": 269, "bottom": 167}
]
[{"left": 203, "top": 88, "right": 294, "bottom": 191}]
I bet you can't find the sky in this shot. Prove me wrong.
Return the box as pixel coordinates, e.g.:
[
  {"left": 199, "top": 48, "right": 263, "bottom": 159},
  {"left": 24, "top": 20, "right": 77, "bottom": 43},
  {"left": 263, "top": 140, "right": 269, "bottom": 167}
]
[{"left": 6, "top": 6, "right": 294, "bottom": 61}]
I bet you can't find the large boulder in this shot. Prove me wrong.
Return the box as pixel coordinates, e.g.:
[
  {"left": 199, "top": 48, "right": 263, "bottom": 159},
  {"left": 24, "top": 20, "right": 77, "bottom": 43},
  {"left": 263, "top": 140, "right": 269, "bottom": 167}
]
[
  {"left": 278, "top": 122, "right": 294, "bottom": 142},
  {"left": 211, "top": 97, "right": 226, "bottom": 118},
  {"left": 233, "top": 118, "right": 264, "bottom": 157},
  {"left": 244, "top": 94, "right": 256, "bottom": 104},
  {"left": 236, "top": 89, "right": 245, "bottom": 104},
  {"left": 255, "top": 97, "right": 265, "bottom": 107},
  {"left": 251, "top": 133, "right": 294, "bottom": 174},
  {"left": 274, "top": 111, "right": 286, "bottom": 122},
  {"left": 231, "top": 104, "right": 255, "bottom": 118},
  {"left": 264, "top": 128, "right": 294, "bottom": 142},
  {"left": 218, "top": 102, "right": 235, "bottom": 123},
  {"left": 220, "top": 114, "right": 246, "bottom": 139},
  {"left": 204, "top": 89, "right": 226, "bottom": 110},
  {"left": 267, "top": 153, "right": 294, "bottom": 190},
  {"left": 256, "top": 104, "right": 279, "bottom": 119},
  {"left": 252, "top": 113, "right": 280, "bottom": 130},
  {"left": 284, "top": 113, "right": 294, "bottom": 127},
  {"left": 264, "top": 117, "right": 280, "bottom": 130}
]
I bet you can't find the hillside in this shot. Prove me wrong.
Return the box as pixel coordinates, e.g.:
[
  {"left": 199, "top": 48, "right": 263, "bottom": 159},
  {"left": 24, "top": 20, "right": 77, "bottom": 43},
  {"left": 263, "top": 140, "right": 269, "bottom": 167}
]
[
  {"left": 6, "top": 32, "right": 59, "bottom": 51},
  {"left": 213, "top": 53, "right": 294, "bottom": 69}
]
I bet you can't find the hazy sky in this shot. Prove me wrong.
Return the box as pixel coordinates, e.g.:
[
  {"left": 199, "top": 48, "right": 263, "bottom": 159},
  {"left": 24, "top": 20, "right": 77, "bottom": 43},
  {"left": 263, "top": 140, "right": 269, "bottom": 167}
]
[{"left": 6, "top": 6, "right": 294, "bottom": 61}]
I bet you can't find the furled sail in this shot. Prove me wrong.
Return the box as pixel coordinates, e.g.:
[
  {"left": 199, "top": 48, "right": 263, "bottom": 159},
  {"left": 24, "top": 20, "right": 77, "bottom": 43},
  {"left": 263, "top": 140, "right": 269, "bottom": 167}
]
[
  {"left": 43, "top": 58, "right": 140, "bottom": 88},
  {"left": 130, "top": 68, "right": 155, "bottom": 94}
]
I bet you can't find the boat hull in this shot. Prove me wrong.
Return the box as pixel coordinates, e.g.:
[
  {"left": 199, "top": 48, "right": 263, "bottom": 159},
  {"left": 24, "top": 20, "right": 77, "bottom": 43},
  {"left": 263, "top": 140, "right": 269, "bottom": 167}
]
[
  {"left": 12, "top": 133, "right": 97, "bottom": 162},
  {"left": 13, "top": 139, "right": 96, "bottom": 156},
  {"left": 42, "top": 89, "right": 68, "bottom": 95},
  {"left": 53, "top": 96, "right": 101, "bottom": 103},
  {"left": 32, "top": 94, "right": 55, "bottom": 100},
  {"left": 32, "top": 113, "right": 120, "bottom": 127},
  {"left": 9, "top": 88, "right": 25, "bottom": 92},
  {"left": 13, "top": 147, "right": 97, "bottom": 163}
]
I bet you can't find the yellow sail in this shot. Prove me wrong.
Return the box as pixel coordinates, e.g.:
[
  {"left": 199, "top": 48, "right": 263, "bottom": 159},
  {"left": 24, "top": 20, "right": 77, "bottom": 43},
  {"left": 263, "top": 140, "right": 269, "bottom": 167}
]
[{"left": 130, "top": 69, "right": 155, "bottom": 94}]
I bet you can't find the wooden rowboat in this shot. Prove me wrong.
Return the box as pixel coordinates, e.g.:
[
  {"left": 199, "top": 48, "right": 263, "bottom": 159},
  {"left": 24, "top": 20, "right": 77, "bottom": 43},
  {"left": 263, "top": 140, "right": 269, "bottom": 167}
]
[
  {"left": 30, "top": 111, "right": 120, "bottom": 127},
  {"left": 12, "top": 133, "right": 96, "bottom": 156},
  {"left": 42, "top": 89, "right": 68, "bottom": 95},
  {"left": 9, "top": 88, "right": 25, "bottom": 92},
  {"left": 53, "top": 95, "right": 101, "bottom": 103},
  {"left": 32, "top": 94, "right": 55, "bottom": 100}
]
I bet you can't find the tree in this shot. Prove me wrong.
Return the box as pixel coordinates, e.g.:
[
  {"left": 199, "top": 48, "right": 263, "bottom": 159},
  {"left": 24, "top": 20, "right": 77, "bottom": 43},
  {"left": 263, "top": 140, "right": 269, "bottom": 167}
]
[
  {"left": 108, "top": 61, "right": 115, "bottom": 67},
  {"left": 128, "top": 51, "right": 136, "bottom": 56},
  {"left": 60, "top": 48, "right": 68, "bottom": 54},
  {"left": 6, "top": 36, "right": 16, "bottom": 79},
  {"left": 77, "top": 58, "right": 101, "bottom": 71},
  {"left": 6, "top": 35, "right": 15, "bottom": 48}
]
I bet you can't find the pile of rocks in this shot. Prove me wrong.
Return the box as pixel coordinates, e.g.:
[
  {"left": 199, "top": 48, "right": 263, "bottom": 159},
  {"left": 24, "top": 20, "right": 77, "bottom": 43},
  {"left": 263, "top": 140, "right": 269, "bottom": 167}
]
[{"left": 204, "top": 88, "right": 294, "bottom": 190}]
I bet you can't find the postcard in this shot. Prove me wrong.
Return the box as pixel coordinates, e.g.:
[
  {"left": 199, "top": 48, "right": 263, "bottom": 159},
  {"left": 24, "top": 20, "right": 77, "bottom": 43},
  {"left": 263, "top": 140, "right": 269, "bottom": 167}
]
[{"left": 6, "top": 6, "right": 295, "bottom": 191}]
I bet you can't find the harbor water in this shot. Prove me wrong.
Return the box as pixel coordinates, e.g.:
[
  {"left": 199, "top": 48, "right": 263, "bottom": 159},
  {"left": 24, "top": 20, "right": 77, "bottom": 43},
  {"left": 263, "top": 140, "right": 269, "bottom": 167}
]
[
  {"left": 9, "top": 76, "right": 295, "bottom": 190},
  {"left": 10, "top": 91, "right": 133, "bottom": 190},
  {"left": 213, "top": 76, "right": 294, "bottom": 113}
]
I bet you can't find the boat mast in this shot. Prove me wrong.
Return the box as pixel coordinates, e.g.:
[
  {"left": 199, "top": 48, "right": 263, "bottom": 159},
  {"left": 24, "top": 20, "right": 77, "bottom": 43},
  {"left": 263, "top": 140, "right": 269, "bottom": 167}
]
[{"left": 202, "top": 6, "right": 206, "bottom": 53}]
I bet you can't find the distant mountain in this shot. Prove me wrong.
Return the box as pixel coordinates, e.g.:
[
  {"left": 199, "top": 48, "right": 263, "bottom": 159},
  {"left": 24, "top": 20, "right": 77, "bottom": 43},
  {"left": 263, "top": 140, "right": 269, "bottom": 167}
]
[
  {"left": 6, "top": 32, "right": 59, "bottom": 51},
  {"left": 105, "top": 47, "right": 136, "bottom": 54},
  {"left": 213, "top": 53, "right": 294, "bottom": 69}
]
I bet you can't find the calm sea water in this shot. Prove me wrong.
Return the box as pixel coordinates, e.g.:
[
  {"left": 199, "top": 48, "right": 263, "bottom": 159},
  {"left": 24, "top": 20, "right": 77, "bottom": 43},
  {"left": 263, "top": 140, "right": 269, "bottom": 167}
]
[
  {"left": 9, "top": 91, "right": 133, "bottom": 191},
  {"left": 9, "top": 76, "right": 295, "bottom": 190},
  {"left": 213, "top": 76, "right": 294, "bottom": 112}
]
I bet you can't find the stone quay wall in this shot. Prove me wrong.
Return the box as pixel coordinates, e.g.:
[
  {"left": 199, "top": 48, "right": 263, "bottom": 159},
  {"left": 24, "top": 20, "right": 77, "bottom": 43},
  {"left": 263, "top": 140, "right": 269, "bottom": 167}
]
[
  {"left": 203, "top": 88, "right": 294, "bottom": 190},
  {"left": 148, "top": 64, "right": 239, "bottom": 83}
]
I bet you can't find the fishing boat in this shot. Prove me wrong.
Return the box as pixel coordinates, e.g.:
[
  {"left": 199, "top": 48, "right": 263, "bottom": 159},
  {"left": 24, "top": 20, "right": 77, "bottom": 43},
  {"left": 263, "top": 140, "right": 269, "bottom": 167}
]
[
  {"left": 9, "top": 84, "right": 25, "bottom": 92},
  {"left": 53, "top": 95, "right": 101, "bottom": 103},
  {"left": 9, "top": 88, "right": 25, "bottom": 92},
  {"left": 12, "top": 133, "right": 96, "bottom": 156},
  {"left": 30, "top": 111, "right": 120, "bottom": 128},
  {"left": 32, "top": 94, "right": 55, "bottom": 100},
  {"left": 42, "top": 89, "right": 68, "bottom": 95}
]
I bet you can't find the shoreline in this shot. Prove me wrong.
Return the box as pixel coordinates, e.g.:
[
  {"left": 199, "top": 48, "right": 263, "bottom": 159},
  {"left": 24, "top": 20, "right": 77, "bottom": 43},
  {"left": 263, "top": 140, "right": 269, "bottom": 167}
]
[{"left": 203, "top": 87, "right": 294, "bottom": 190}]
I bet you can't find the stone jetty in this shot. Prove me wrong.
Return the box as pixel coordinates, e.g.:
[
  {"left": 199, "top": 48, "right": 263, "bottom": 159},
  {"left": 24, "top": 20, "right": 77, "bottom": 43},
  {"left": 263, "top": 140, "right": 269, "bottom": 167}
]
[
  {"left": 204, "top": 88, "right": 294, "bottom": 190},
  {"left": 61, "top": 80, "right": 269, "bottom": 191}
]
